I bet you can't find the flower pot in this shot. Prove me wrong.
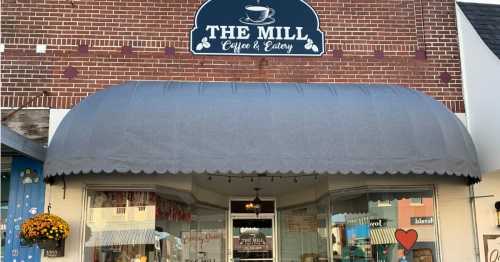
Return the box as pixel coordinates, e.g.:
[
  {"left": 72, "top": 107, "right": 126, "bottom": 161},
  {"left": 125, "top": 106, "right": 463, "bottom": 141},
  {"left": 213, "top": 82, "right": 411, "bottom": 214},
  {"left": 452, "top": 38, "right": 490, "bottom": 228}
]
[{"left": 37, "top": 239, "right": 60, "bottom": 250}]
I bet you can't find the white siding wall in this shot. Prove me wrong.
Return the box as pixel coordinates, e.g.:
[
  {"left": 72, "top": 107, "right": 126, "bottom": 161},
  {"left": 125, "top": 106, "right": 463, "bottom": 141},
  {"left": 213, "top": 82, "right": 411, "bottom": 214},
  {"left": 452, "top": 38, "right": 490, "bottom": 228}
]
[
  {"left": 456, "top": 2, "right": 500, "bottom": 261},
  {"left": 456, "top": 4, "right": 500, "bottom": 173}
]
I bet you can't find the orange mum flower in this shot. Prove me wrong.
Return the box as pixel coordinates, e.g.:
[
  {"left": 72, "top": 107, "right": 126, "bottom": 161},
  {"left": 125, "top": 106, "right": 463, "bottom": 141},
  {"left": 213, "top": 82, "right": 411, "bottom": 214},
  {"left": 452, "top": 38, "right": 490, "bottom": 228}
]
[{"left": 20, "top": 213, "right": 70, "bottom": 242}]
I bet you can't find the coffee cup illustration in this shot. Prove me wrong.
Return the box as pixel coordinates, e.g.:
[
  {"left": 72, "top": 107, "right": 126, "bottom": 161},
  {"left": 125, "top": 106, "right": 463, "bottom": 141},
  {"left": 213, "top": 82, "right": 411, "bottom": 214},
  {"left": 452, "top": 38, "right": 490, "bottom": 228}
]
[{"left": 244, "top": 5, "right": 275, "bottom": 23}]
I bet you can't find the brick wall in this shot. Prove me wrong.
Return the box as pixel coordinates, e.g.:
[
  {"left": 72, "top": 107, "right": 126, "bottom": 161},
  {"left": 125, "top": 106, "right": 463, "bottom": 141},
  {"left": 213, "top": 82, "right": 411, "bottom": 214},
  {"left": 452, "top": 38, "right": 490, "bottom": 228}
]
[{"left": 0, "top": 0, "right": 464, "bottom": 111}]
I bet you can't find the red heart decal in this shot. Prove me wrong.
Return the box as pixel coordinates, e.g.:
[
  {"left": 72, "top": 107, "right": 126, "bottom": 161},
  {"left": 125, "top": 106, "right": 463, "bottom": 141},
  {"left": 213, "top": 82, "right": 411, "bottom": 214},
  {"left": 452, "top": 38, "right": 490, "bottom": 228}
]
[{"left": 395, "top": 229, "right": 418, "bottom": 251}]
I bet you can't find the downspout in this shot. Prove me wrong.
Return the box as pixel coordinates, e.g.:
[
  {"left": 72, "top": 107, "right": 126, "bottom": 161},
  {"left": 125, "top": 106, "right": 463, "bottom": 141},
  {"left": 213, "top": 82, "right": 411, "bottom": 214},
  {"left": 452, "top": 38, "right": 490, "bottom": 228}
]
[
  {"left": 455, "top": 4, "right": 481, "bottom": 261},
  {"left": 468, "top": 182, "right": 480, "bottom": 262}
]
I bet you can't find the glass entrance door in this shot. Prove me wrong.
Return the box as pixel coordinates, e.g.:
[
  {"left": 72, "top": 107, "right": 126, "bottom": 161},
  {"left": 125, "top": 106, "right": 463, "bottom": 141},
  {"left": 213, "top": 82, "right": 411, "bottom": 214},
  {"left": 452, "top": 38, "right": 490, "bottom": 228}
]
[{"left": 232, "top": 218, "right": 274, "bottom": 262}]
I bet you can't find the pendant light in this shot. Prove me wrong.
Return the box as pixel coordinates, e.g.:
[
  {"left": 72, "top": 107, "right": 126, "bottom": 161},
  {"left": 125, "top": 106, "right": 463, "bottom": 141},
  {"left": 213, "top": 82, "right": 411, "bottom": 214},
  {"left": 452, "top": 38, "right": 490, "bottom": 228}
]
[
  {"left": 245, "top": 187, "right": 262, "bottom": 216},
  {"left": 253, "top": 187, "right": 262, "bottom": 216}
]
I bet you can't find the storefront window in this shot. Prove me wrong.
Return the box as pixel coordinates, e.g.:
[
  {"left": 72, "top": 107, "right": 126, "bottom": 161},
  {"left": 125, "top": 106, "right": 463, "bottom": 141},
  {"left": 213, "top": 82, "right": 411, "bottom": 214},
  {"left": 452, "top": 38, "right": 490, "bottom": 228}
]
[
  {"left": 162, "top": 199, "right": 226, "bottom": 262},
  {"left": 84, "top": 189, "right": 225, "bottom": 262},
  {"left": 330, "top": 188, "right": 437, "bottom": 262},
  {"left": 278, "top": 197, "right": 329, "bottom": 262}
]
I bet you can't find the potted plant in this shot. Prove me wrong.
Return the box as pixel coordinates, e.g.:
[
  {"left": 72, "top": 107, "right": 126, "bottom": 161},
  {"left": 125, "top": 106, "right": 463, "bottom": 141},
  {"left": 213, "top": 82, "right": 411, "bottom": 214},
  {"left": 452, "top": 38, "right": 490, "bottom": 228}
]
[{"left": 20, "top": 213, "right": 70, "bottom": 250}]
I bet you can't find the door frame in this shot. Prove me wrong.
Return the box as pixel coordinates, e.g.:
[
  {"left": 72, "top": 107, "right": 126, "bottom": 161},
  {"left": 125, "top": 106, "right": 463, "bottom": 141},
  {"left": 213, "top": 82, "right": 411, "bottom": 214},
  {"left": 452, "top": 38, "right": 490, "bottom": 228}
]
[{"left": 228, "top": 198, "right": 277, "bottom": 262}]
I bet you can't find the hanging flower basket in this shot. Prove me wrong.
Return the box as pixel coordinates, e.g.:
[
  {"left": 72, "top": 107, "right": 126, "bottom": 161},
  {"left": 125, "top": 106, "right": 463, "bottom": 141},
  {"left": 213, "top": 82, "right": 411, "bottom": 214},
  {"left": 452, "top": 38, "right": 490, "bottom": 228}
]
[{"left": 20, "top": 213, "right": 70, "bottom": 250}]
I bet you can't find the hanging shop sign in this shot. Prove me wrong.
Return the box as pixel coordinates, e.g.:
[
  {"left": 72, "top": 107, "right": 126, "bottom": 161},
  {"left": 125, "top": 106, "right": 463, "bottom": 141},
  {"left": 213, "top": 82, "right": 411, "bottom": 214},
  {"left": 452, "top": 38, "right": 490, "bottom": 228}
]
[
  {"left": 190, "top": 0, "right": 324, "bottom": 56},
  {"left": 484, "top": 235, "right": 500, "bottom": 262}
]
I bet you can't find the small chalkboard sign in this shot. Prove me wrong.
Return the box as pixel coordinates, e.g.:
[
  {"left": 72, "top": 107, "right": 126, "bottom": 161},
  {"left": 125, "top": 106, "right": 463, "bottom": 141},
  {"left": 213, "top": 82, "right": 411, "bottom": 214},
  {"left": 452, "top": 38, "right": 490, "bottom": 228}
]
[{"left": 43, "top": 240, "right": 65, "bottom": 257}]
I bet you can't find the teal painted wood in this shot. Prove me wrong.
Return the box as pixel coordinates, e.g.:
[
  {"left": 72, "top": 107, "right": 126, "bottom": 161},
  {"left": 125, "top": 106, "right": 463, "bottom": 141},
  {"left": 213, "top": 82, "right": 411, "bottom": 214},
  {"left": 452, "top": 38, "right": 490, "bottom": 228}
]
[{"left": 4, "top": 156, "right": 45, "bottom": 262}]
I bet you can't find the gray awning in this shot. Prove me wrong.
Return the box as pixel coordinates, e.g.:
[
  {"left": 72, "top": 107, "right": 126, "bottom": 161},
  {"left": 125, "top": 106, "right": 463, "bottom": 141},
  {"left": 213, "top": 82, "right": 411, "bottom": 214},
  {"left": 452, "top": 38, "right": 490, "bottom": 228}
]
[
  {"left": 44, "top": 81, "right": 480, "bottom": 181},
  {"left": 1, "top": 124, "right": 46, "bottom": 161}
]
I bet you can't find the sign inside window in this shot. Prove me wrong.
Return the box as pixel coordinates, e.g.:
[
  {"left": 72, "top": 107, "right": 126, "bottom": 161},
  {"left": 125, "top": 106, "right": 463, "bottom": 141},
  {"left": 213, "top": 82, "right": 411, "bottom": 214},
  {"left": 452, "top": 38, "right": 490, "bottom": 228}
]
[
  {"left": 238, "top": 231, "right": 268, "bottom": 251},
  {"left": 410, "top": 216, "right": 434, "bottom": 225},
  {"left": 182, "top": 230, "right": 224, "bottom": 262},
  {"left": 286, "top": 215, "right": 319, "bottom": 232},
  {"left": 369, "top": 218, "right": 387, "bottom": 228},
  {"left": 190, "top": 0, "right": 324, "bottom": 56}
]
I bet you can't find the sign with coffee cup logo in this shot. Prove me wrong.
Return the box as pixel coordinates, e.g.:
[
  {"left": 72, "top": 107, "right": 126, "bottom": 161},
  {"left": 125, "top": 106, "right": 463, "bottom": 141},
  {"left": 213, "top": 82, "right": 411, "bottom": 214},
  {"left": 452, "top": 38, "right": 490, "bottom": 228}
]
[{"left": 190, "top": 0, "right": 324, "bottom": 56}]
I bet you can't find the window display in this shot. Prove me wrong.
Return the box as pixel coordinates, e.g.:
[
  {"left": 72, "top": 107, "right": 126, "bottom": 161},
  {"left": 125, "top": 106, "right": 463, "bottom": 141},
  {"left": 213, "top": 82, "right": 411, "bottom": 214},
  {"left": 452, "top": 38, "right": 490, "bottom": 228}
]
[
  {"left": 83, "top": 189, "right": 225, "bottom": 262},
  {"left": 330, "top": 189, "right": 437, "bottom": 262},
  {"left": 278, "top": 198, "right": 329, "bottom": 262},
  {"left": 84, "top": 191, "right": 157, "bottom": 262},
  {"left": 82, "top": 187, "right": 438, "bottom": 262}
]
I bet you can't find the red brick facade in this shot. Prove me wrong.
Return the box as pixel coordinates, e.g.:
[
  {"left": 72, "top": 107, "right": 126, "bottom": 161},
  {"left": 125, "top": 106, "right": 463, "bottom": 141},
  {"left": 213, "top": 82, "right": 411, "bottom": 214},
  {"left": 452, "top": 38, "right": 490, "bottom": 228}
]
[{"left": 1, "top": 0, "right": 464, "bottom": 111}]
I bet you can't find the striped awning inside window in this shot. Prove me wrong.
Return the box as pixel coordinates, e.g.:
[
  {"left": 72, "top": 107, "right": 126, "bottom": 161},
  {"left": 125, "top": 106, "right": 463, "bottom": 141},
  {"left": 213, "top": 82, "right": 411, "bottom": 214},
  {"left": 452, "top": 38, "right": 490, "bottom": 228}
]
[
  {"left": 370, "top": 228, "right": 397, "bottom": 245},
  {"left": 85, "top": 229, "right": 156, "bottom": 247}
]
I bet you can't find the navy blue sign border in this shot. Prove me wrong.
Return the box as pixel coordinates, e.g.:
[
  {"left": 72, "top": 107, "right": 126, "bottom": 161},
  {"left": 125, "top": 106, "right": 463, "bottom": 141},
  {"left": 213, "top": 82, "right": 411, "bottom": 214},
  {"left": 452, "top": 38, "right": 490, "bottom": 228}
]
[{"left": 189, "top": 0, "right": 325, "bottom": 57}]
